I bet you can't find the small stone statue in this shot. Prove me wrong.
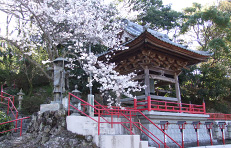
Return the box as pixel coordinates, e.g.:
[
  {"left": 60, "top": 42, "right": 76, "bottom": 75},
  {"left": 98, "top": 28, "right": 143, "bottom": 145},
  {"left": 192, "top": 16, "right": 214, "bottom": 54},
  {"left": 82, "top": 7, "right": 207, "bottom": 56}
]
[{"left": 17, "top": 89, "right": 25, "bottom": 110}]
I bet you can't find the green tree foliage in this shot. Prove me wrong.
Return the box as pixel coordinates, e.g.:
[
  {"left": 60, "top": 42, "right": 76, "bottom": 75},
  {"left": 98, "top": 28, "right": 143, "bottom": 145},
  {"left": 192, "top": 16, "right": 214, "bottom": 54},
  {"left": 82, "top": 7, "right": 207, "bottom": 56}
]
[
  {"left": 118, "top": 0, "right": 182, "bottom": 31},
  {"left": 179, "top": 1, "right": 231, "bottom": 112},
  {"left": 137, "top": 1, "right": 182, "bottom": 31},
  {"left": 180, "top": 2, "right": 230, "bottom": 50},
  {"left": 0, "top": 41, "right": 19, "bottom": 86},
  {"left": 180, "top": 65, "right": 231, "bottom": 103}
]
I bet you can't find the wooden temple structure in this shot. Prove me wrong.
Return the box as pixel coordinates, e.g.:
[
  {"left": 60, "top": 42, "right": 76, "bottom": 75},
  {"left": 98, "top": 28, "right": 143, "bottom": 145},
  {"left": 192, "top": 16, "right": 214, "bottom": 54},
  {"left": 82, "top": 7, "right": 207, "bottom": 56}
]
[{"left": 99, "top": 19, "right": 211, "bottom": 104}]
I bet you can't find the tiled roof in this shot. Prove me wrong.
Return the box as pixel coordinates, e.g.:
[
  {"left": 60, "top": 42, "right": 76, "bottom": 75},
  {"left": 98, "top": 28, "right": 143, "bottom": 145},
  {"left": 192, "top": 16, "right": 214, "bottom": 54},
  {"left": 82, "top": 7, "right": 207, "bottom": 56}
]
[{"left": 123, "top": 19, "right": 212, "bottom": 56}]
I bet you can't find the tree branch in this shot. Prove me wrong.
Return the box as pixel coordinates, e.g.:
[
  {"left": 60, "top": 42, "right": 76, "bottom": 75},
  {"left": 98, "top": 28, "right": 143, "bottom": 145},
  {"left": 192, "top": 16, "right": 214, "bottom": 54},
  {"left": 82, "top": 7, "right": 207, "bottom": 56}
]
[{"left": 0, "top": 36, "right": 53, "bottom": 80}]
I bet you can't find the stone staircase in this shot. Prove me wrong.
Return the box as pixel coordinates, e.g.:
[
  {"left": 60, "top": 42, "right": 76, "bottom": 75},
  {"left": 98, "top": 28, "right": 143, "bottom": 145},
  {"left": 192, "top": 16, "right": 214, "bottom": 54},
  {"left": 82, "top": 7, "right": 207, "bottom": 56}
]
[
  {"left": 1, "top": 107, "right": 31, "bottom": 136},
  {"left": 11, "top": 114, "right": 31, "bottom": 136},
  {"left": 67, "top": 114, "right": 117, "bottom": 136},
  {"left": 67, "top": 114, "right": 155, "bottom": 148}
]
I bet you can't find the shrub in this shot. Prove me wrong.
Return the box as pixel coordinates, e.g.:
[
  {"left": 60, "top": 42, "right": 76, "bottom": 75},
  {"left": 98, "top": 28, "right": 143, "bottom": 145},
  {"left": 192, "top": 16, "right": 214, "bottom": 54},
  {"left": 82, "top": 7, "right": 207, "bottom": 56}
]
[
  {"left": 0, "top": 111, "right": 14, "bottom": 136},
  {"left": 21, "top": 96, "right": 45, "bottom": 115},
  {"left": 21, "top": 85, "right": 52, "bottom": 115}
]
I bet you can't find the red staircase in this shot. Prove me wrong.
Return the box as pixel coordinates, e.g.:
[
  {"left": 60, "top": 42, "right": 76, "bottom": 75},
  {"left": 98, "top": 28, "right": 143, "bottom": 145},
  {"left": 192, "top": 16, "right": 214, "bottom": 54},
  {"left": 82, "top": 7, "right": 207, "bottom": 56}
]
[
  {"left": 68, "top": 92, "right": 182, "bottom": 148},
  {"left": 0, "top": 85, "right": 30, "bottom": 136}
]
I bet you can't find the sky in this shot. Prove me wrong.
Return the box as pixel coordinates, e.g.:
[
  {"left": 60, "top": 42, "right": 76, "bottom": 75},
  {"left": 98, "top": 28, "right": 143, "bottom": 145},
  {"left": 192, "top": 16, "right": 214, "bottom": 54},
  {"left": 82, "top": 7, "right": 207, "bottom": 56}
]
[{"left": 162, "top": 0, "right": 219, "bottom": 11}]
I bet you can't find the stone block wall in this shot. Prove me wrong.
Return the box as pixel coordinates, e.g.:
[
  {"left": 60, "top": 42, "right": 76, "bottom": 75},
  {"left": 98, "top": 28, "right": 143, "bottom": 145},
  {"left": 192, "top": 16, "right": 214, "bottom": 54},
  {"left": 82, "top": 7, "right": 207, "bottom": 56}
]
[{"left": 138, "top": 111, "right": 214, "bottom": 147}]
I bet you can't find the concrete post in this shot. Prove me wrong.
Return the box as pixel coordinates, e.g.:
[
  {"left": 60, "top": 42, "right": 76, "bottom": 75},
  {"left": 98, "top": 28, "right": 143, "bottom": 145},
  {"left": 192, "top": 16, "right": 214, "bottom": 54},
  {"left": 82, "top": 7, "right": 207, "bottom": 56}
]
[
  {"left": 213, "top": 123, "right": 219, "bottom": 139},
  {"left": 88, "top": 94, "right": 94, "bottom": 117},
  {"left": 227, "top": 123, "right": 231, "bottom": 139}
]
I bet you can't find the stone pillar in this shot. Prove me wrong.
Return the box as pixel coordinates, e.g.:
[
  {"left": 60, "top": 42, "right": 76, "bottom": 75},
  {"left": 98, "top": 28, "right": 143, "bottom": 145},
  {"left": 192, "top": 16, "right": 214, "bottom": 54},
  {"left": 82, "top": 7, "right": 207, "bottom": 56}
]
[
  {"left": 227, "top": 122, "right": 231, "bottom": 139},
  {"left": 53, "top": 57, "right": 68, "bottom": 103},
  {"left": 17, "top": 89, "right": 24, "bottom": 110},
  {"left": 62, "top": 96, "right": 68, "bottom": 110},
  {"left": 88, "top": 94, "right": 94, "bottom": 117},
  {"left": 213, "top": 123, "right": 219, "bottom": 139}
]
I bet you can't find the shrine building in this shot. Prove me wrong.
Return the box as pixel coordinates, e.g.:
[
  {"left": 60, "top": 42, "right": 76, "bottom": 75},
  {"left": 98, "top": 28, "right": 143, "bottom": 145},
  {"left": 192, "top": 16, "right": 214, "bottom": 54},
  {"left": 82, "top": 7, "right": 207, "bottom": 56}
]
[{"left": 100, "top": 19, "right": 211, "bottom": 104}]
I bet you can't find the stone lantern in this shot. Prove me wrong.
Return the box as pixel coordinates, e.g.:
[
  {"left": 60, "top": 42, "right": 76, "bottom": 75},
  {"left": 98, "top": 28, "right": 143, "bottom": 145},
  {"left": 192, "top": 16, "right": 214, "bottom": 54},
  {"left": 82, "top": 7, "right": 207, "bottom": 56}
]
[
  {"left": 17, "top": 89, "right": 25, "bottom": 110},
  {"left": 72, "top": 85, "right": 82, "bottom": 111},
  {"left": 53, "top": 57, "right": 68, "bottom": 103}
]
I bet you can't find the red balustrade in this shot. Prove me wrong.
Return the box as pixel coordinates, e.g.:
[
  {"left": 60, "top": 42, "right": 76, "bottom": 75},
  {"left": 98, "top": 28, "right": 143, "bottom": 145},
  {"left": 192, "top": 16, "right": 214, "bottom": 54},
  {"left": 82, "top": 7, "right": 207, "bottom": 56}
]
[
  {"left": 207, "top": 113, "right": 231, "bottom": 120},
  {"left": 134, "top": 96, "right": 206, "bottom": 114}
]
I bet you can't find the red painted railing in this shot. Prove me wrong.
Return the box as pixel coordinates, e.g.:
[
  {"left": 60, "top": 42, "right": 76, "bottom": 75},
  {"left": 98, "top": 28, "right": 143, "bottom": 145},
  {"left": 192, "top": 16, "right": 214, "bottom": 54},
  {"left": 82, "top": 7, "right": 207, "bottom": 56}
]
[
  {"left": 0, "top": 117, "right": 30, "bottom": 136},
  {"left": 207, "top": 113, "right": 231, "bottom": 120},
  {"left": 0, "top": 85, "right": 30, "bottom": 136},
  {"left": 0, "top": 96, "right": 19, "bottom": 131},
  {"left": 1, "top": 85, "right": 15, "bottom": 104},
  {"left": 134, "top": 96, "right": 206, "bottom": 114},
  {"left": 68, "top": 93, "right": 182, "bottom": 148}
]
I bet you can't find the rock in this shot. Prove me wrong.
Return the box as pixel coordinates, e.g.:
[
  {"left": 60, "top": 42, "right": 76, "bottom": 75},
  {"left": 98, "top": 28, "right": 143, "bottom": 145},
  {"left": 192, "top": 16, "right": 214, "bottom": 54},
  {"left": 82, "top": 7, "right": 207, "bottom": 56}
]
[
  {"left": 44, "top": 125, "right": 51, "bottom": 133},
  {"left": 0, "top": 109, "right": 99, "bottom": 148},
  {"left": 86, "top": 135, "right": 93, "bottom": 142},
  {"left": 68, "top": 139, "right": 78, "bottom": 146},
  {"left": 39, "top": 123, "right": 44, "bottom": 131},
  {"left": 41, "top": 136, "right": 50, "bottom": 144},
  {"left": 46, "top": 118, "right": 53, "bottom": 125}
]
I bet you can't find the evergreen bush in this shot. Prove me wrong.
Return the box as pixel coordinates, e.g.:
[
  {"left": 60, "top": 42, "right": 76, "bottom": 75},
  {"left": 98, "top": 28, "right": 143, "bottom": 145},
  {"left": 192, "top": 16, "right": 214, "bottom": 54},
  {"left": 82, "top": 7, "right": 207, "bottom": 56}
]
[{"left": 0, "top": 111, "right": 14, "bottom": 135}]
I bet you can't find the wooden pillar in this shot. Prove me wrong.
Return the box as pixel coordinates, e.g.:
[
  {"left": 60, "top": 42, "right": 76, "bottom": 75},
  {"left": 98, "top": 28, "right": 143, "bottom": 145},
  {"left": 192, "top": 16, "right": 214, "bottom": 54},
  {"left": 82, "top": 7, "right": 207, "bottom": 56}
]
[
  {"left": 174, "top": 73, "right": 181, "bottom": 103},
  {"left": 144, "top": 67, "right": 150, "bottom": 98},
  {"left": 150, "top": 79, "right": 155, "bottom": 94}
]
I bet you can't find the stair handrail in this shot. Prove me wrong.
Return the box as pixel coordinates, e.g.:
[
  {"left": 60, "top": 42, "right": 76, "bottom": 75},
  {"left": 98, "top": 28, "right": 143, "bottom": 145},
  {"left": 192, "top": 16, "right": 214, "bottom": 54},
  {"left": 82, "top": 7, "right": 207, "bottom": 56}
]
[
  {"left": 94, "top": 102, "right": 182, "bottom": 147},
  {"left": 93, "top": 99, "right": 181, "bottom": 147},
  {"left": 98, "top": 108, "right": 182, "bottom": 148},
  {"left": 68, "top": 93, "right": 135, "bottom": 135},
  {"left": 1, "top": 85, "right": 15, "bottom": 104},
  {"left": 69, "top": 93, "right": 181, "bottom": 147},
  {"left": 1, "top": 95, "right": 19, "bottom": 132},
  {"left": 0, "top": 85, "right": 29, "bottom": 136},
  {"left": 137, "top": 110, "right": 182, "bottom": 148},
  {"left": 89, "top": 103, "right": 165, "bottom": 147},
  {"left": 119, "top": 112, "right": 162, "bottom": 148},
  {"left": 0, "top": 116, "right": 30, "bottom": 136}
]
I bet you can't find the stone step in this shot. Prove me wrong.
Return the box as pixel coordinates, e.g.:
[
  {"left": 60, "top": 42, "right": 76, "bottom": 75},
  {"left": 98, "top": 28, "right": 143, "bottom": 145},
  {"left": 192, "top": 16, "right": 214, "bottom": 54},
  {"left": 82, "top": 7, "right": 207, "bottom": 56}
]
[
  {"left": 93, "top": 135, "right": 147, "bottom": 148},
  {"left": 140, "top": 141, "right": 148, "bottom": 148},
  {"left": 67, "top": 115, "right": 118, "bottom": 136}
]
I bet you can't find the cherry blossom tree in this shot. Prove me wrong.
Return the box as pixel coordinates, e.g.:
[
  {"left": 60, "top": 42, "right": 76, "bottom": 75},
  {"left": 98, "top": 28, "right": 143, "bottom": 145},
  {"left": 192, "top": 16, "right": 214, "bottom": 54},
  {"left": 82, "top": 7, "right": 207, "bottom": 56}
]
[{"left": 0, "top": 0, "right": 143, "bottom": 105}]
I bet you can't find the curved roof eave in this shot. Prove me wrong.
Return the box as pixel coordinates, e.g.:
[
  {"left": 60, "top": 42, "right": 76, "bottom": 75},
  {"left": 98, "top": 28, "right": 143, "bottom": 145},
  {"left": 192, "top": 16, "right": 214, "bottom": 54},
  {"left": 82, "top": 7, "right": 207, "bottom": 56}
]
[{"left": 124, "top": 20, "right": 212, "bottom": 57}]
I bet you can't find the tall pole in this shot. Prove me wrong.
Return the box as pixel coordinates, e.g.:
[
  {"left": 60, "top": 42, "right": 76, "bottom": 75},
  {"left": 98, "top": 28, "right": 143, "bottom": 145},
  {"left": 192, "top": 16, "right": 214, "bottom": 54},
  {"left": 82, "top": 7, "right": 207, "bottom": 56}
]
[
  {"left": 60, "top": 59, "right": 64, "bottom": 101},
  {"left": 88, "top": 43, "right": 94, "bottom": 116},
  {"left": 89, "top": 44, "right": 92, "bottom": 96}
]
